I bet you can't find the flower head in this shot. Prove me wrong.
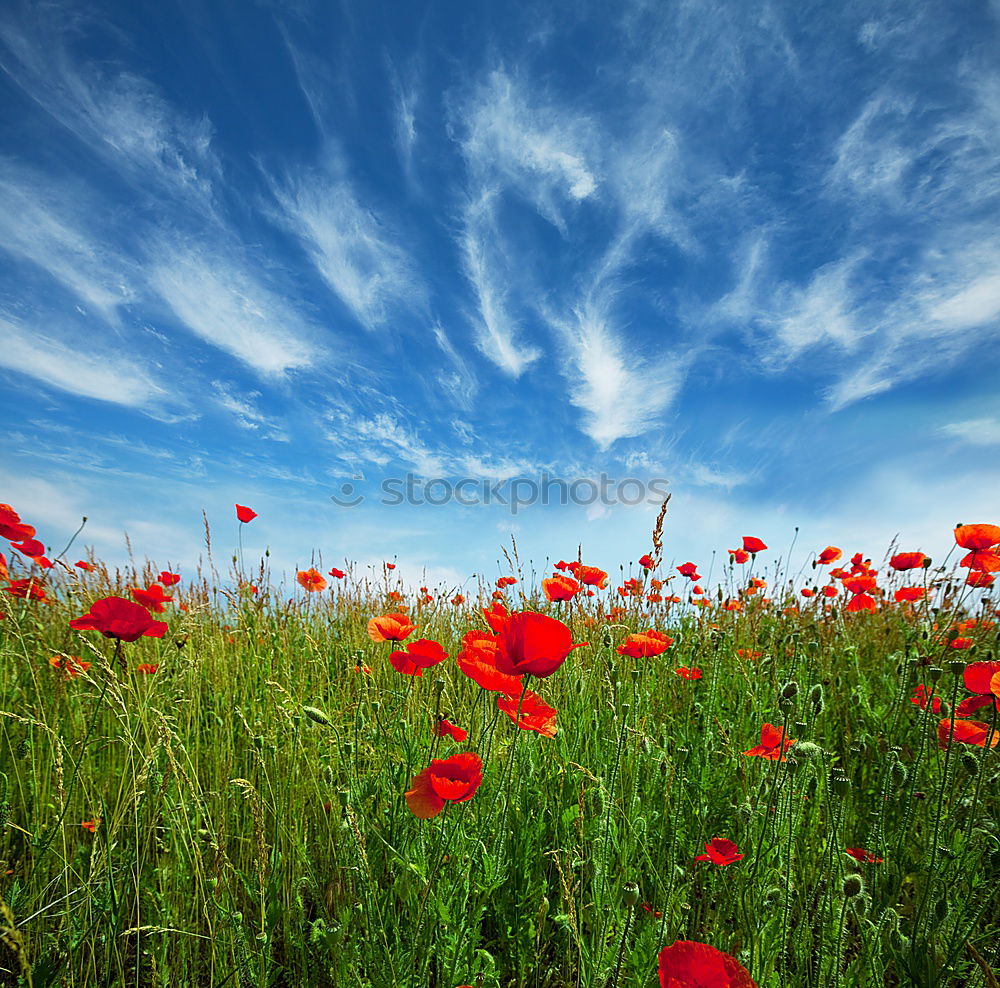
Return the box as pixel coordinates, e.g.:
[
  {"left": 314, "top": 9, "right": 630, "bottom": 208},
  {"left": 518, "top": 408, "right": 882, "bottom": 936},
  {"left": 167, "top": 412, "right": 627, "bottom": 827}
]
[
  {"left": 70, "top": 596, "right": 168, "bottom": 642},
  {"left": 456, "top": 630, "right": 523, "bottom": 692},
  {"left": 497, "top": 688, "right": 557, "bottom": 737},
  {"left": 235, "top": 504, "right": 257, "bottom": 523},
  {"left": 494, "top": 611, "right": 587, "bottom": 679},
  {"left": 743, "top": 723, "right": 796, "bottom": 761},
  {"left": 845, "top": 847, "right": 883, "bottom": 864},
  {"left": 543, "top": 574, "right": 581, "bottom": 602},
  {"left": 434, "top": 718, "right": 468, "bottom": 742},
  {"left": 742, "top": 536, "right": 767, "bottom": 554},
  {"left": 389, "top": 638, "right": 448, "bottom": 676},
  {"left": 817, "top": 546, "right": 842, "bottom": 565},
  {"left": 890, "top": 552, "right": 927, "bottom": 571},
  {"left": 367, "top": 613, "right": 416, "bottom": 643},
  {"left": 695, "top": 838, "right": 744, "bottom": 866},
  {"left": 405, "top": 752, "right": 484, "bottom": 819},
  {"left": 131, "top": 584, "right": 173, "bottom": 613},
  {"left": 297, "top": 568, "right": 327, "bottom": 592},
  {"left": 658, "top": 940, "right": 758, "bottom": 988},
  {"left": 617, "top": 629, "right": 674, "bottom": 658}
]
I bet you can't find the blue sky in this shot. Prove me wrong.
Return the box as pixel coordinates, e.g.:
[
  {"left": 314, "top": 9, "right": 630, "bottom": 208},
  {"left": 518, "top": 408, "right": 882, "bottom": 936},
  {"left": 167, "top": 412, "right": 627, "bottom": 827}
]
[{"left": 1, "top": 0, "right": 999, "bottom": 591}]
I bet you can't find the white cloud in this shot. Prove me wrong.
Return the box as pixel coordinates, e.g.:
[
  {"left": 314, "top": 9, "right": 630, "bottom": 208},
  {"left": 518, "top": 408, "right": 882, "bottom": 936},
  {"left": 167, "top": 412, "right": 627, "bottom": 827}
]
[
  {"left": 271, "top": 162, "right": 425, "bottom": 331},
  {"left": 0, "top": 315, "right": 165, "bottom": 408},
  {"left": 939, "top": 417, "right": 1000, "bottom": 447},
  {"left": 146, "top": 240, "right": 316, "bottom": 376},
  {"left": 929, "top": 269, "right": 1000, "bottom": 330}
]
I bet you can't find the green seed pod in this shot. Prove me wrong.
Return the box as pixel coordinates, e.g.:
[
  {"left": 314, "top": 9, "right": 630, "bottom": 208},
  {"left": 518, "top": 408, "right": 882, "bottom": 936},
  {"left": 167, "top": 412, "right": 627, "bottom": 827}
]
[
  {"left": 807, "top": 641, "right": 819, "bottom": 654},
  {"left": 303, "top": 706, "right": 332, "bottom": 726},
  {"left": 831, "top": 774, "right": 850, "bottom": 796},
  {"left": 780, "top": 680, "right": 799, "bottom": 700},
  {"left": 949, "top": 660, "right": 966, "bottom": 677},
  {"left": 842, "top": 875, "right": 864, "bottom": 898},
  {"left": 928, "top": 666, "right": 943, "bottom": 682},
  {"left": 779, "top": 698, "right": 795, "bottom": 714},
  {"left": 601, "top": 627, "right": 614, "bottom": 649},
  {"left": 622, "top": 882, "right": 640, "bottom": 908},
  {"left": 808, "top": 684, "right": 824, "bottom": 713}
]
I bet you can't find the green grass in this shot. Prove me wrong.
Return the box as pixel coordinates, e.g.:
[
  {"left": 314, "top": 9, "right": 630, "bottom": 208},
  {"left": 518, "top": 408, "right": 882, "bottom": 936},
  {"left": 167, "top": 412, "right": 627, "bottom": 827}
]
[{"left": 0, "top": 549, "right": 998, "bottom": 987}]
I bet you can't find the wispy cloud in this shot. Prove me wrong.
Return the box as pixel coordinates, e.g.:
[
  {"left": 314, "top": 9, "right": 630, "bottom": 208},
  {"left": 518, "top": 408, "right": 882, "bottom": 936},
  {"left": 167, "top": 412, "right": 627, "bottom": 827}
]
[
  {"left": 0, "top": 314, "right": 165, "bottom": 408},
  {"left": 270, "top": 159, "right": 426, "bottom": 331},
  {"left": 146, "top": 239, "right": 317, "bottom": 376},
  {"left": 939, "top": 417, "right": 1000, "bottom": 447}
]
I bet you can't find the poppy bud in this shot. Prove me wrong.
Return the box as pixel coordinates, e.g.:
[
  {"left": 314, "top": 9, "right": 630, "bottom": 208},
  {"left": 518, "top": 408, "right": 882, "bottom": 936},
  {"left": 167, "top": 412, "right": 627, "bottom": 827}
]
[
  {"left": 934, "top": 898, "right": 948, "bottom": 922},
  {"left": 601, "top": 628, "right": 614, "bottom": 649},
  {"left": 890, "top": 761, "right": 908, "bottom": 791},
  {"left": 922, "top": 556, "right": 932, "bottom": 568},
  {"left": 792, "top": 741, "right": 822, "bottom": 761},
  {"left": 808, "top": 640, "right": 819, "bottom": 653},
  {"left": 928, "top": 666, "right": 943, "bottom": 682},
  {"left": 960, "top": 753, "right": 978, "bottom": 776},
  {"left": 808, "top": 684, "right": 824, "bottom": 713},
  {"left": 763, "top": 886, "right": 784, "bottom": 908},
  {"left": 303, "top": 706, "right": 332, "bottom": 726},
  {"left": 338, "top": 788, "right": 349, "bottom": 808},
  {"left": 780, "top": 680, "right": 799, "bottom": 700},
  {"left": 779, "top": 698, "right": 795, "bottom": 714},
  {"left": 434, "top": 677, "right": 446, "bottom": 696},
  {"left": 842, "top": 875, "right": 864, "bottom": 898},
  {"left": 622, "top": 882, "right": 640, "bottom": 908}
]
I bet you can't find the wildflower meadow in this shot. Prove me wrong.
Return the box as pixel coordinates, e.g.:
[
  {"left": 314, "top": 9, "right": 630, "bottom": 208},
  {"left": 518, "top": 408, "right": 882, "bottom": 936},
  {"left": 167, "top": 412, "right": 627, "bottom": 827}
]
[{"left": 0, "top": 499, "right": 999, "bottom": 987}]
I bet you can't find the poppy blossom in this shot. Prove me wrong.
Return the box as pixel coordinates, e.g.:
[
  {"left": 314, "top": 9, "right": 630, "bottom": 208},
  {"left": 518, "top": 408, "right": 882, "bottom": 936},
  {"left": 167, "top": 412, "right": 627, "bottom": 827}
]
[
  {"left": 543, "top": 574, "right": 581, "bottom": 602},
  {"left": 817, "top": 546, "right": 842, "bottom": 565},
  {"left": 845, "top": 847, "right": 883, "bottom": 864},
  {"left": 385, "top": 562, "right": 396, "bottom": 570},
  {"left": 389, "top": 638, "right": 448, "bottom": 676},
  {"left": 695, "top": 838, "right": 743, "bottom": 866},
  {"left": 496, "top": 688, "right": 557, "bottom": 737},
  {"left": 367, "top": 613, "right": 416, "bottom": 643},
  {"left": 729, "top": 549, "right": 750, "bottom": 564},
  {"left": 434, "top": 718, "right": 468, "bottom": 742},
  {"left": 405, "top": 752, "right": 484, "bottom": 819},
  {"left": 642, "top": 902, "right": 663, "bottom": 918},
  {"left": 676, "top": 666, "right": 702, "bottom": 680},
  {"left": 843, "top": 575, "right": 878, "bottom": 613},
  {"left": 80, "top": 819, "right": 99, "bottom": 833},
  {"left": 11, "top": 538, "right": 45, "bottom": 558},
  {"left": 3, "top": 579, "right": 47, "bottom": 601},
  {"left": 482, "top": 601, "right": 510, "bottom": 632},
  {"left": 821, "top": 585, "right": 838, "bottom": 598},
  {"left": 75, "top": 560, "right": 94, "bottom": 571},
  {"left": 574, "top": 564, "right": 608, "bottom": 589},
  {"left": 955, "top": 661, "right": 1000, "bottom": 717},
  {"left": 451, "top": 594, "right": 465, "bottom": 605},
  {"left": 895, "top": 586, "right": 925, "bottom": 603},
  {"left": 496, "top": 576, "right": 518, "bottom": 588},
  {"left": 949, "top": 636, "right": 972, "bottom": 650},
  {"left": 647, "top": 593, "right": 663, "bottom": 603},
  {"left": 743, "top": 723, "right": 796, "bottom": 761},
  {"left": 131, "top": 584, "right": 173, "bottom": 613},
  {"left": 800, "top": 588, "right": 815, "bottom": 598},
  {"left": 328, "top": 567, "right": 345, "bottom": 579},
  {"left": 657, "top": 940, "right": 758, "bottom": 988},
  {"left": 0, "top": 504, "right": 35, "bottom": 542},
  {"left": 617, "top": 630, "right": 674, "bottom": 658},
  {"left": 70, "top": 596, "right": 168, "bottom": 642},
  {"left": 297, "top": 568, "right": 327, "bottom": 592},
  {"left": 736, "top": 649, "right": 761, "bottom": 661},
  {"left": 235, "top": 504, "right": 257, "bottom": 523},
  {"left": 494, "top": 612, "right": 587, "bottom": 679},
  {"left": 890, "top": 552, "right": 927, "bottom": 571},
  {"left": 639, "top": 553, "right": 655, "bottom": 569},
  {"left": 937, "top": 718, "right": 1000, "bottom": 749},
  {"left": 159, "top": 571, "right": 180, "bottom": 587},
  {"left": 456, "top": 631, "right": 523, "bottom": 693},
  {"left": 676, "top": 562, "right": 701, "bottom": 580},
  {"left": 742, "top": 537, "right": 767, "bottom": 554},
  {"left": 135, "top": 664, "right": 160, "bottom": 674},
  {"left": 966, "top": 570, "right": 995, "bottom": 588},
  {"left": 954, "top": 523, "right": 1000, "bottom": 551},
  {"left": 50, "top": 655, "right": 91, "bottom": 677},
  {"left": 910, "top": 684, "right": 941, "bottom": 713}
]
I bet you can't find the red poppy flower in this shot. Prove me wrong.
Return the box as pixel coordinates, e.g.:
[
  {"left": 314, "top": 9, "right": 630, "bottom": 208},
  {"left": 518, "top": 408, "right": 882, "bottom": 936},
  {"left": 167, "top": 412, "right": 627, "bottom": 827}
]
[
  {"left": 451, "top": 594, "right": 465, "bottom": 605},
  {"left": 955, "top": 661, "right": 1000, "bottom": 717},
  {"left": 676, "top": 666, "right": 702, "bottom": 680},
  {"left": 821, "top": 585, "right": 838, "bottom": 597},
  {"left": 695, "top": 838, "right": 744, "bottom": 866},
  {"left": 743, "top": 723, "right": 796, "bottom": 761},
  {"left": 966, "top": 570, "right": 995, "bottom": 588},
  {"left": 4, "top": 579, "right": 47, "bottom": 601},
  {"left": 954, "top": 523, "right": 1000, "bottom": 551},
  {"left": 642, "top": 902, "right": 663, "bottom": 918},
  {"left": 617, "top": 630, "right": 674, "bottom": 658},
  {"left": 676, "top": 562, "right": 701, "bottom": 580},
  {"left": 297, "top": 568, "right": 327, "bottom": 592},
  {"left": 328, "top": 567, "right": 345, "bottom": 579},
  {"left": 131, "top": 584, "right": 173, "bottom": 613},
  {"left": 639, "top": 553, "right": 655, "bottom": 569},
  {"left": 0, "top": 504, "right": 35, "bottom": 542},
  {"left": 50, "top": 655, "right": 91, "bottom": 677},
  {"left": 434, "top": 718, "right": 468, "bottom": 742},
  {"left": 658, "top": 940, "right": 757, "bottom": 988},
  {"left": 385, "top": 562, "right": 396, "bottom": 570},
  {"left": 647, "top": 593, "right": 663, "bottom": 603},
  {"left": 158, "top": 571, "right": 180, "bottom": 587},
  {"left": 235, "top": 504, "right": 257, "bottom": 523},
  {"left": 910, "top": 684, "right": 941, "bottom": 713},
  {"left": 800, "top": 587, "right": 815, "bottom": 598},
  {"left": 75, "top": 560, "right": 93, "bottom": 571},
  {"left": 543, "top": 574, "right": 581, "bottom": 602},
  {"left": 938, "top": 718, "right": 1000, "bottom": 749},
  {"left": 11, "top": 538, "right": 45, "bottom": 558},
  {"left": 742, "top": 537, "right": 767, "bottom": 554},
  {"left": 736, "top": 649, "right": 760, "bottom": 661},
  {"left": 496, "top": 576, "right": 518, "bottom": 588},
  {"left": 845, "top": 847, "right": 883, "bottom": 864},
  {"left": 367, "top": 613, "right": 416, "bottom": 642},
  {"left": 494, "top": 612, "right": 587, "bottom": 678},
  {"left": 889, "top": 552, "right": 927, "bottom": 571},
  {"left": 817, "top": 546, "right": 842, "bottom": 565},
  {"left": 722, "top": 599, "right": 743, "bottom": 612},
  {"left": 729, "top": 548, "right": 750, "bottom": 564},
  {"left": 80, "top": 819, "right": 99, "bottom": 833},
  {"left": 574, "top": 564, "right": 608, "bottom": 589},
  {"left": 405, "top": 752, "right": 484, "bottom": 819},
  {"left": 456, "top": 631, "right": 524, "bottom": 693},
  {"left": 496, "top": 688, "right": 557, "bottom": 737},
  {"left": 389, "top": 638, "right": 448, "bottom": 676},
  {"left": 135, "top": 663, "right": 160, "bottom": 674},
  {"left": 895, "top": 586, "right": 925, "bottom": 602},
  {"left": 70, "top": 596, "right": 168, "bottom": 642},
  {"left": 482, "top": 601, "right": 510, "bottom": 632}
]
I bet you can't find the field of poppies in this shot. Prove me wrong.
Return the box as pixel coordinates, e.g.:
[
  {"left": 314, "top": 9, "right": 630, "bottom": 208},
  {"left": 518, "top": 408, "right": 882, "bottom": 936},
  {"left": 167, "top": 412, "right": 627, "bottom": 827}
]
[{"left": 0, "top": 499, "right": 998, "bottom": 988}]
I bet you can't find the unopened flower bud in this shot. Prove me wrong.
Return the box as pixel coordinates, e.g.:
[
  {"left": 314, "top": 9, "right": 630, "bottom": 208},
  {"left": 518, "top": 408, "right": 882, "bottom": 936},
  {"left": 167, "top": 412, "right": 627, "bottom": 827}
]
[
  {"left": 780, "top": 680, "right": 799, "bottom": 700},
  {"left": 303, "top": 706, "right": 332, "bottom": 726},
  {"left": 961, "top": 753, "right": 979, "bottom": 776}
]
